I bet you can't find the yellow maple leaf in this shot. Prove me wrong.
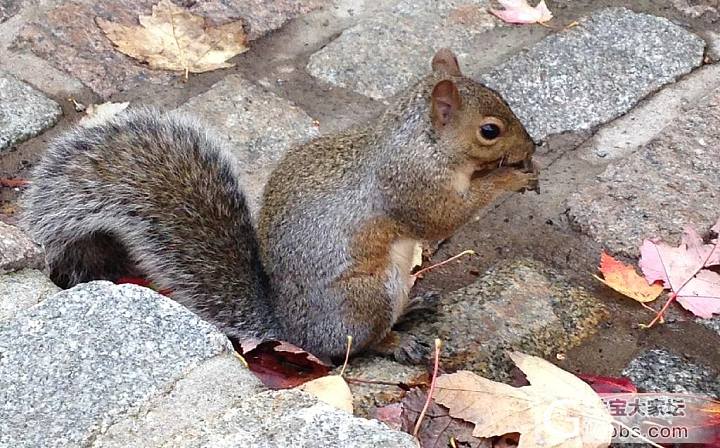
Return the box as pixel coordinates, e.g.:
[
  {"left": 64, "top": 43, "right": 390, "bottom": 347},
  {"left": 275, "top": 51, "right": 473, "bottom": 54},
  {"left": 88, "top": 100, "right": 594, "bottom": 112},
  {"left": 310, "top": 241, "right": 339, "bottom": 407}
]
[
  {"left": 97, "top": 0, "right": 248, "bottom": 77},
  {"left": 594, "top": 251, "right": 663, "bottom": 303}
]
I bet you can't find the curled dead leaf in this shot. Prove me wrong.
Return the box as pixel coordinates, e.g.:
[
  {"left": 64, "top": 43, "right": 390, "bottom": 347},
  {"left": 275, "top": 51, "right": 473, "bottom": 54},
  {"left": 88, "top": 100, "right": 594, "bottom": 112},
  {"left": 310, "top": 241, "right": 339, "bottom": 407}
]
[
  {"left": 97, "top": 0, "right": 248, "bottom": 76},
  {"left": 434, "top": 352, "right": 613, "bottom": 448}
]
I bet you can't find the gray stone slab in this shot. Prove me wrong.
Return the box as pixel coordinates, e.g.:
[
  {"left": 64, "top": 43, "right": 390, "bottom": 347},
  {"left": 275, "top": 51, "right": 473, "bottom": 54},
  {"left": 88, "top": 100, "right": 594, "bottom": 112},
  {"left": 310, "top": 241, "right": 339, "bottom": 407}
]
[
  {"left": 0, "top": 0, "right": 21, "bottom": 23},
  {"left": 479, "top": 7, "right": 705, "bottom": 141},
  {"left": 307, "top": 0, "right": 497, "bottom": 100},
  {"left": 622, "top": 349, "right": 720, "bottom": 398},
  {"left": 0, "top": 269, "right": 59, "bottom": 322},
  {"left": 94, "top": 354, "right": 265, "bottom": 448},
  {"left": 566, "top": 87, "right": 720, "bottom": 257},
  {"left": 187, "top": 0, "right": 324, "bottom": 41},
  {"left": 0, "top": 220, "right": 44, "bottom": 275},
  {"left": 0, "top": 281, "right": 230, "bottom": 448},
  {"left": 698, "top": 317, "right": 720, "bottom": 336},
  {"left": 309, "top": 7, "right": 704, "bottom": 142},
  {"left": 576, "top": 63, "right": 720, "bottom": 162},
  {"left": 412, "top": 258, "right": 607, "bottom": 379},
  {"left": 178, "top": 75, "right": 319, "bottom": 217},
  {"left": 0, "top": 72, "right": 62, "bottom": 151},
  {"left": 175, "top": 389, "right": 418, "bottom": 448}
]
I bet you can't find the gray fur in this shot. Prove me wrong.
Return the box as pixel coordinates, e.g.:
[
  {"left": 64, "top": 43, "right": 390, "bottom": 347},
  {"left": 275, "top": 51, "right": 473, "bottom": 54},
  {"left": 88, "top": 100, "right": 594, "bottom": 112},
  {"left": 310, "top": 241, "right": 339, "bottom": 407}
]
[{"left": 22, "top": 107, "right": 277, "bottom": 341}]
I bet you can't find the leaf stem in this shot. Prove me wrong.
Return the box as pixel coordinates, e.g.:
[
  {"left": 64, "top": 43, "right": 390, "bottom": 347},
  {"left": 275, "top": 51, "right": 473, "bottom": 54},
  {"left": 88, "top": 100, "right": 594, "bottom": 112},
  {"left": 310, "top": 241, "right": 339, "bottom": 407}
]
[
  {"left": 412, "top": 250, "right": 475, "bottom": 279},
  {"left": 413, "top": 338, "right": 442, "bottom": 437}
]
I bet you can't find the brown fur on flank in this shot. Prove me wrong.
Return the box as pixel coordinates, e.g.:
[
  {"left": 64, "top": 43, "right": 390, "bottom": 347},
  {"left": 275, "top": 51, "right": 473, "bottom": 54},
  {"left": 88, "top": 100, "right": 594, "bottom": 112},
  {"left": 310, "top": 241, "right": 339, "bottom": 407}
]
[{"left": 23, "top": 49, "right": 537, "bottom": 363}]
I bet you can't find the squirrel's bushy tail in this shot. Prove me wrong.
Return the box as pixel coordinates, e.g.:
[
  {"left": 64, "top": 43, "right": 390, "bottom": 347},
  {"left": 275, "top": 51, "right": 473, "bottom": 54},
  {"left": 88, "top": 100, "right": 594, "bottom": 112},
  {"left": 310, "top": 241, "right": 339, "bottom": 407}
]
[{"left": 21, "top": 107, "right": 278, "bottom": 340}]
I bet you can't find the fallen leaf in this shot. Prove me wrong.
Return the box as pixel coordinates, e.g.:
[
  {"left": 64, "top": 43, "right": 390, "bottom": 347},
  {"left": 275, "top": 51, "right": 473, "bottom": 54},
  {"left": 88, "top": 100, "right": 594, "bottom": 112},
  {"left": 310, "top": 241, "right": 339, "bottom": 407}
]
[
  {"left": 240, "top": 340, "right": 331, "bottom": 389},
  {"left": 489, "top": 0, "right": 553, "bottom": 24},
  {"left": 299, "top": 374, "right": 353, "bottom": 413},
  {"left": 639, "top": 218, "right": 720, "bottom": 318},
  {"left": 374, "top": 403, "right": 403, "bottom": 431},
  {"left": 593, "top": 252, "right": 663, "bottom": 303},
  {"left": 0, "top": 178, "right": 30, "bottom": 188},
  {"left": 434, "top": 352, "right": 613, "bottom": 448},
  {"left": 401, "top": 388, "right": 490, "bottom": 448},
  {"left": 97, "top": 0, "right": 248, "bottom": 75},
  {"left": 79, "top": 102, "right": 130, "bottom": 128},
  {"left": 576, "top": 373, "right": 638, "bottom": 394},
  {"left": 116, "top": 276, "right": 173, "bottom": 296}
]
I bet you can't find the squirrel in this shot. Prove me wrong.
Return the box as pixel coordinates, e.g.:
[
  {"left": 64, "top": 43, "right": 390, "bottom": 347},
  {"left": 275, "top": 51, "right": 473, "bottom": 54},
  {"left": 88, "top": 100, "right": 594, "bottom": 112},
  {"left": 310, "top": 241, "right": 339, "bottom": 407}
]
[{"left": 21, "top": 49, "right": 538, "bottom": 363}]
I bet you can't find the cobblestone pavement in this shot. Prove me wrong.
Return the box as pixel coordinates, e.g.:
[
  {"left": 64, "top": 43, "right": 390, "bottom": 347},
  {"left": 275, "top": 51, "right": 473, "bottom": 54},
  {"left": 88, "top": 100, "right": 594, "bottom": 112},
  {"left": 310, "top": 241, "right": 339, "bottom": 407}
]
[{"left": 1, "top": 0, "right": 719, "bottom": 445}]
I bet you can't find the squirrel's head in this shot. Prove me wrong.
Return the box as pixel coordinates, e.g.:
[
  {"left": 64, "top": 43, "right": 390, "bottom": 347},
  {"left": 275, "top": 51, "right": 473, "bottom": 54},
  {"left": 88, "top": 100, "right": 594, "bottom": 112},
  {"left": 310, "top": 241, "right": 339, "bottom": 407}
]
[{"left": 429, "top": 48, "right": 535, "bottom": 175}]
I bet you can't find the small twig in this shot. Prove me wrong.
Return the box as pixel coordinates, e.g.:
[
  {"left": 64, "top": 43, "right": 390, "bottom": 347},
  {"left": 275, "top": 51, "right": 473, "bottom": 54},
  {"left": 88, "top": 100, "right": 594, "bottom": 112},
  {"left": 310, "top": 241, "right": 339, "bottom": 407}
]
[
  {"left": 339, "top": 335, "right": 352, "bottom": 377},
  {"left": 413, "top": 250, "right": 475, "bottom": 279},
  {"left": 413, "top": 338, "right": 442, "bottom": 437},
  {"left": 344, "top": 377, "right": 426, "bottom": 389},
  {"left": 640, "top": 292, "right": 676, "bottom": 329}
]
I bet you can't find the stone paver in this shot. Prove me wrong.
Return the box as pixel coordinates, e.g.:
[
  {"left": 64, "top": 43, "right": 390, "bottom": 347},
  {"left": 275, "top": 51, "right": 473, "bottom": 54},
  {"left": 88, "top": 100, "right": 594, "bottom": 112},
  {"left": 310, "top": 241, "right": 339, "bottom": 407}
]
[
  {"left": 622, "top": 349, "right": 720, "bottom": 398},
  {"left": 0, "top": 269, "right": 59, "bottom": 322},
  {"left": 340, "top": 356, "right": 425, "bottom": 418},
  {"left": 15, "top": 0, "right": 323, "bottom": 98},
  {"left": 698, "top": 317, "right": 720, "bottom": 337},
  {"left": 671, "top": 0, "right": 719, "bottom": 21},
  {"left": 0, "top": 281, "right": 230, "bottom": 448},
  {"left": 93, "top": 354, "right": 265, "bottom": 447},
  {"left": 0, "top": 0, "right": 21, "bottom": 23},
  {"left": 576, "top": 63, "right": 720, "bottom": 162},
  {"left": 15, "top": 0, "right": 173, "bottom": 99},
  {"left": 178, "top": 75, "right": 319, "bottom": 216},
  {"left": 176, "top": 389, "right": 417, "bottom": 448},
  {"left": 567, "top": 86, "right": 720, "bottom": 257},
  {"left": 307, "top": 0, "right": 497, "bottom": 100},
  {"left": 188, "top": 0, "right": 324, "bottom": 41},
  {"left": 0, "top": 72, "right": 62, "bottom": 151},
  {"left": 0, "top": 221, "right": 44, "bottom": 275},
  {"left": 413, "top": 259, "right": 607, "bottom": 378},
  {"left": 479, "top": 8, "right": 705, "bottom": 141},
  {"left": 309, "top": 7, "right": 704, "bottom": 142}
]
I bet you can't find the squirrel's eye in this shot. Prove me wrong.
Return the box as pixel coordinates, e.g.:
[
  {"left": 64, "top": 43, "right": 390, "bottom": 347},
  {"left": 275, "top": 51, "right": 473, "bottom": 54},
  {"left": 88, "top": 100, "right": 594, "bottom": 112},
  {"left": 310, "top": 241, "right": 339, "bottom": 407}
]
[
  {"left": 476, "top": 117, "right": 505, "bottom": 145},
  {"left": 480, "top": 124, "right": 501, "bottom": 140}
]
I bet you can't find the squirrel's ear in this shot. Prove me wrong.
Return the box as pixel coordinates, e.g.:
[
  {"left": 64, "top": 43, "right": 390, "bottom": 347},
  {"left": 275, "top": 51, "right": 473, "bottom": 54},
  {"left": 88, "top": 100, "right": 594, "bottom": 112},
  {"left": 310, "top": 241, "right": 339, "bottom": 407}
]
[
  {"left": 431, "top": 48, "right": 462, "bottom": 77},
  {"left": 431, "top": 79, "right": 462, "bottom": 129}
]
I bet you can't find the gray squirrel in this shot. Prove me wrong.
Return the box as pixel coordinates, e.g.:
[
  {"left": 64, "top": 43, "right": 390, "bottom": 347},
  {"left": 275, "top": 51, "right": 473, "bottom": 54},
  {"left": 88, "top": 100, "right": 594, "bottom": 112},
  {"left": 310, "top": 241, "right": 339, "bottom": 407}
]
[{"left": 22, "top": 49, "right": 538, "bottom": 363}]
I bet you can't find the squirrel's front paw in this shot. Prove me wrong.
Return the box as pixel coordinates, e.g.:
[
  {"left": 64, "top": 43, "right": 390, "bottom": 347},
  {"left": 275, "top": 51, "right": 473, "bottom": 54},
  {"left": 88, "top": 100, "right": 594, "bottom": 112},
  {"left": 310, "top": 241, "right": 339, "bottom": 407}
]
[
  {"left": 518, "top": 158, "right": 540, "bottom": 194},
  {"left": 371, "top": 331, "right": 430, "bottom": 364}
]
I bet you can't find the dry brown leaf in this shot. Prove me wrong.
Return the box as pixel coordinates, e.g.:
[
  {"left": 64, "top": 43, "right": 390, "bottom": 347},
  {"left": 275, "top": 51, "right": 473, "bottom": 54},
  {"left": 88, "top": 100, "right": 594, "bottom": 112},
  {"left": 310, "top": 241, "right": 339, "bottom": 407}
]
[
  {"left": 299, "top": 375, "right": 353, "bottom": 413},
  {"left": 97, "top": 0, "right": 248, "bottom": 75},
  {"left": 434, "top": 352, "right": 613, "bottom": 448}
]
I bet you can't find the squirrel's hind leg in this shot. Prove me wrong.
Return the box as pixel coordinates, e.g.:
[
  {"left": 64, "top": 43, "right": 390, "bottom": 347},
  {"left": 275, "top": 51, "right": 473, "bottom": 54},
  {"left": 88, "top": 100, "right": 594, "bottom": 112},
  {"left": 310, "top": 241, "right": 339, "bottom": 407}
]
[{"left": 45, "top": 231, "right": 140, "bottom": 288}]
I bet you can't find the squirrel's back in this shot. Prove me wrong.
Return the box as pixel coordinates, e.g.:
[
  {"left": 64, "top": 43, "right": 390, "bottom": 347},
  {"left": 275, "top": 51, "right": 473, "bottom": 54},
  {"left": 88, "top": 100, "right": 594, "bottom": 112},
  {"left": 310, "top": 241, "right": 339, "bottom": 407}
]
[{"left": 22, "top": 108, "right": 277, "bottom": 340}]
